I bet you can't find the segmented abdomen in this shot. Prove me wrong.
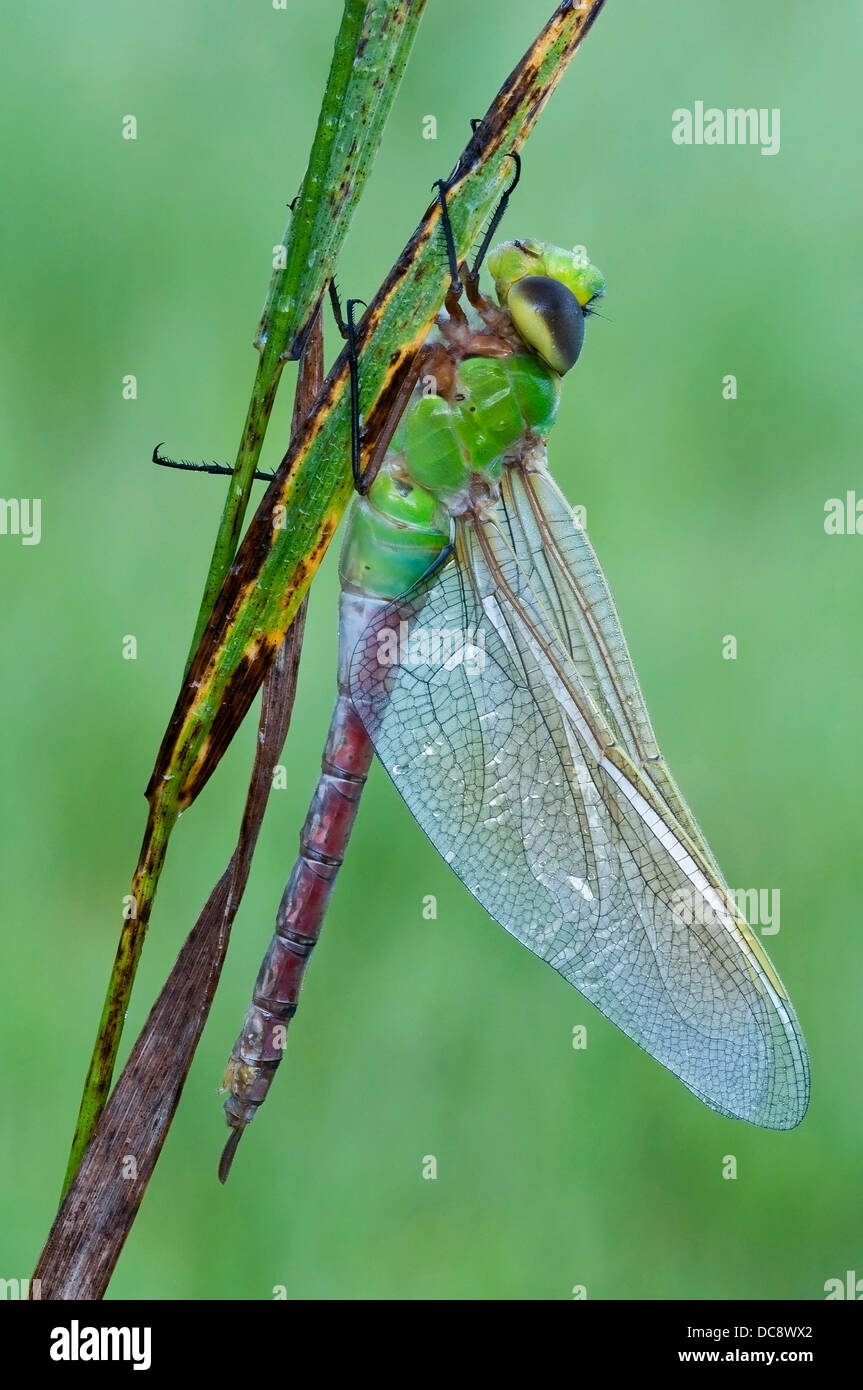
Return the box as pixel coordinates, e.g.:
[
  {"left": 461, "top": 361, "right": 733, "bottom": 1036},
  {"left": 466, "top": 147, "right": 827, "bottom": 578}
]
[{"left": 222, "top": 687, "right": 374, "bottom": 1132}]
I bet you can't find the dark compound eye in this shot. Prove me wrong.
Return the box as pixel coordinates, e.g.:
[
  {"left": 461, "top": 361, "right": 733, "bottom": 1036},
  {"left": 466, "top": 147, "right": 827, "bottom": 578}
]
[{"left": 506, "top": 275, "right": 585, "bottom": 375}]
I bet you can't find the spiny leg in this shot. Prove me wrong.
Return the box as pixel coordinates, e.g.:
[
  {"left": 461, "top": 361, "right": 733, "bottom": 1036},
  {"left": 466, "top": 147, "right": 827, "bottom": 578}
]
[
  {"left": 433, "top": 158, "right": 522, "bottom": 359},
  {"left": 151, "top": 444, "right": 276, "bottom": 484},
  {"left": 329, "top": 281, "right": 370, "bottom": 494},
  {"left": 330, "top": 284, "right": 450, "bottom": 497},
  {"left": 431, "top": 172, "right": 473, "bottom": 329},
  {"left": 433, "top": 147, "right": 522, "bottom": 318},
  {"left": 432, "top": 175, "right": 464, "bottom": 306},
  {"left": 466, "top": 151, "right": 521, "bottom": 289}
]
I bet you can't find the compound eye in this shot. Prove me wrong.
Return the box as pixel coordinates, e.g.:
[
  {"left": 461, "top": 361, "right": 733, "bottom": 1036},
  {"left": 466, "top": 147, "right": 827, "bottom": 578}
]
[{"left": 507, "top": 275, "right": 585, "bottom": 375}]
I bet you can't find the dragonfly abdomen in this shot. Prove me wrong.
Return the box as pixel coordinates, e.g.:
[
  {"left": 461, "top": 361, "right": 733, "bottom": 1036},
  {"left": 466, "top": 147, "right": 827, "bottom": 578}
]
[{"left": 222, "top": 691, "right": 374, "bottom": 1141}]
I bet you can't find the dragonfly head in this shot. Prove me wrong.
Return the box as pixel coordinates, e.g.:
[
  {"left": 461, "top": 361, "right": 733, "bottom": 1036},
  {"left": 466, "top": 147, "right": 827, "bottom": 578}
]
[{"left": 487, "top": 240, "right": 605, "bottom": 376}]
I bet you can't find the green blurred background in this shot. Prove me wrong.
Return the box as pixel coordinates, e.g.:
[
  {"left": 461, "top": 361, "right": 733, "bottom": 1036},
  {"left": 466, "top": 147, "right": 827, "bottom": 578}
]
[{"left": 2, "top": 0, "right": 860, "bottom": 1301}]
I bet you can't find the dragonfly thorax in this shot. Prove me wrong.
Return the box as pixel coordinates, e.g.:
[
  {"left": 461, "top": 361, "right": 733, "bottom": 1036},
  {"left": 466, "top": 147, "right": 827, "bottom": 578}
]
[
  {"left": 339, "top": 350, "right": 560, "bottom": 599},
  {"left": 399, "top": 352, "right": 560, "bottom": 502}
]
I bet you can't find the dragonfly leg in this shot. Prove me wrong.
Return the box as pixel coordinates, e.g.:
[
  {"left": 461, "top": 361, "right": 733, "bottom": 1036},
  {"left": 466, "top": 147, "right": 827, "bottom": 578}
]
[
  {"left": 329, "top": 281, "right": 370, "bottom": 494},
  {"left": 326, "top": 277, "right": 350, "bottom": 337},
  {"left": 460, "top": 154, "right": 525, "bottom": 342},
  {"left": 330, "top": 280, "right": 456, "bottom": 496},
  {"left": 151, "top": 444, "right": 276, "bottom": 484},
  {"left": 432, "top": 176, "right": 464, "bottom": 308},
  {"left": 466, "top": 151, "right": 521, "bottom": 288},
  {"left": 434, "top": 148, "right": 522, "bottom": 318}
]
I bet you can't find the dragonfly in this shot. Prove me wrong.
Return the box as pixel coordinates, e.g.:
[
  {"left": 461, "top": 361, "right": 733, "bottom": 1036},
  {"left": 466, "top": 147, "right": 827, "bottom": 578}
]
[{"left": 168, "top": 172, "right": 810, "bottom": 1180}]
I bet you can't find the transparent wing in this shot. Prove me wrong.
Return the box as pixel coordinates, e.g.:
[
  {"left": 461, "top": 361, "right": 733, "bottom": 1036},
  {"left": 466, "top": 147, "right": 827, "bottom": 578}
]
[{"left": 348, "top": 453, "right": 810, "bottom": 1128}]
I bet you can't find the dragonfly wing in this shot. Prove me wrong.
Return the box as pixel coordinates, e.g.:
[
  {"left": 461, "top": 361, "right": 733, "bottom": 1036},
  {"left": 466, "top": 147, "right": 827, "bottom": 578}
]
[
  {"left": 348, "top": 455, "right": 809, "bottom": 1129},
  {"left": 494, "top": 458, "right": 724, "bottom": 876}
]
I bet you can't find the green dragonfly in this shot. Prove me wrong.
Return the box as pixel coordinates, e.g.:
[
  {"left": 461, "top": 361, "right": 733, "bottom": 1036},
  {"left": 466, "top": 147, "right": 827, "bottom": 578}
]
[{"left": 217, "top": 190, "right": 810, "bottom": 1177}]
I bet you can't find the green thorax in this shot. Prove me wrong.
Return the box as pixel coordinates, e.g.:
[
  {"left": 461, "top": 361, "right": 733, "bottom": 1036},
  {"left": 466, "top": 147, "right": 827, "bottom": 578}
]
[
  {"left": 339, "top": 352, "right": 558, "bottom": 599},
  {"left": 338, "top": 465, "right": 449, "bottom": 599},
  {"left": 397, "top": 352, "right": 559, "bottom": 500}
]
